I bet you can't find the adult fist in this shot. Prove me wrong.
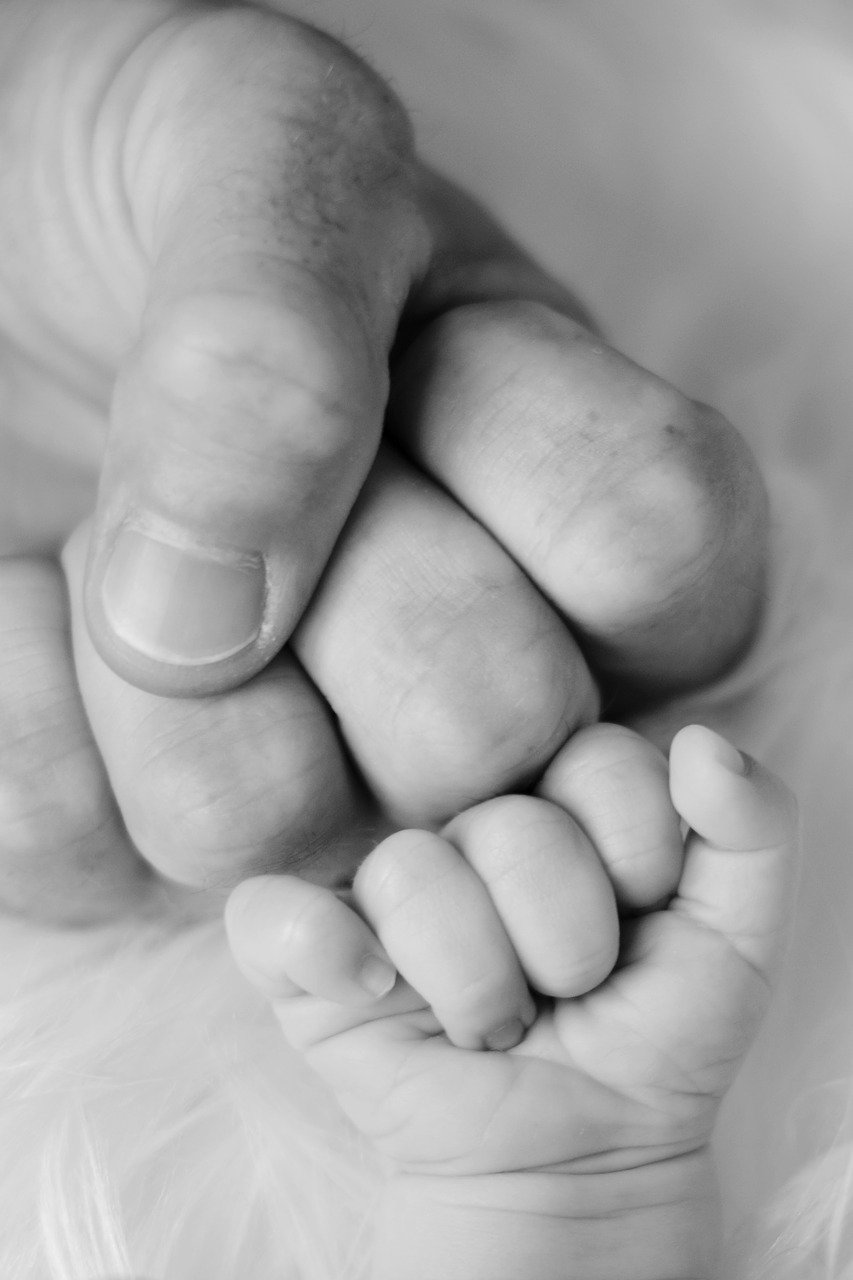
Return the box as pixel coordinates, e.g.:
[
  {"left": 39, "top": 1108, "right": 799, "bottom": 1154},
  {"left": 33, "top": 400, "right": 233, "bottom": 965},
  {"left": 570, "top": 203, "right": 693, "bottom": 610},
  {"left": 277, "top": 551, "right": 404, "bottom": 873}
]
[
  {"left": 0, "top": 0, "right": 764, "bottom": 701},
  {"left": 0, "top": 0, "right": 768, "bottom": 904}
]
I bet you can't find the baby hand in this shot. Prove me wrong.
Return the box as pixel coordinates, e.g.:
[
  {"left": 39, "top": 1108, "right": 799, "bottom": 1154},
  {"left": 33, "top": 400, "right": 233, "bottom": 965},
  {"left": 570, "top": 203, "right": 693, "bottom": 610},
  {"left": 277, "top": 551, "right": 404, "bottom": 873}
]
[{"left": 226, "top": 723, "right": 796, "bottom": 1278}]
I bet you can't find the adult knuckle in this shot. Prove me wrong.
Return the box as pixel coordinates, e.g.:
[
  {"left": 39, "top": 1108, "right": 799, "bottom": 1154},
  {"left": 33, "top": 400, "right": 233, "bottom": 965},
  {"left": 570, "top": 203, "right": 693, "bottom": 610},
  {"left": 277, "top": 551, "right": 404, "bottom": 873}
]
[
  {"left": 391, "top": 643, "right": 565, "bottom": 808},
  {"left": 624, "top": 436, "right": 718, "bottom": 579},
  {"left": 0, "top": 735, "right": 112, "bottom": 861},
  {"left": 170, "top": 6, "right": 414, "bottom": 171},
  {"left": 625, "top": 396, "right": 760, "bottom": 584},
  {"left": 132, "top": 756, "right": 243, "bottom": 883},
  {"left": 0, "top": 566, "right": 113, "bottom": 860},
  {"left": 426, "top": 300, "right": 561, "bottom": 390},
  {"left": 450, "top": 622, "right": 590, "bottom": 785},
  {"left": 291, "top": 24, "right": 415, "bottom": 164},
  {"left": 250, "top": 12, "right": 416, "bottom": 173},
  {"left": 132, "top": 293, "right": 355, "bottom": 464},
  {"left": 547, "top": 396, "right": 730, "bottom": 614}
]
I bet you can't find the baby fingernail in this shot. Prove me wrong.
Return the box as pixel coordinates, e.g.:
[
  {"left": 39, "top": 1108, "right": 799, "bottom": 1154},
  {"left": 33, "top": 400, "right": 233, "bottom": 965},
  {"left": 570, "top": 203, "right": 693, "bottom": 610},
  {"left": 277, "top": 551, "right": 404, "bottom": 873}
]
[
  {"left": 359, "top": 954, "right": 397, "bottom": 999},
  {"left": 101, "top": 525, "right": 266, "bottom": 665},
  {"left": 704, "top": 727, "right": 749, "bottom": 777},
  {"left": 484, "top": 1018, "right": 526, "bottom": 1052}
]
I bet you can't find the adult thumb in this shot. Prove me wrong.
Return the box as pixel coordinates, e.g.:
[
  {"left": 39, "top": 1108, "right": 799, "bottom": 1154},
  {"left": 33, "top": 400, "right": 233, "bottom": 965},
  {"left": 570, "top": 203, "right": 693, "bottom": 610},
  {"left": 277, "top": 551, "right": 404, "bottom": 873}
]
[{"left": 83, "top": 7, "right": 427, "bottom": 695}]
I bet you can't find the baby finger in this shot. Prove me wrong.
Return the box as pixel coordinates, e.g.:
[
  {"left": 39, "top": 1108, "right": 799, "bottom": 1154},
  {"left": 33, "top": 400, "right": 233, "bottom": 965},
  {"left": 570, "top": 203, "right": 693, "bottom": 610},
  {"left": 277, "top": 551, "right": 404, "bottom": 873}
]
[
  {"left": 225, "top": 874, "right": 397, "bottom": 1005},
  {"left": 353, "top": 830, "right": 536, "bottom": 1051},
  {"left": 538, "top": 723, "right": 683, "bottom": 912},
  {"left": 444, "top": 795, "right": 620, "bottom": 998}
]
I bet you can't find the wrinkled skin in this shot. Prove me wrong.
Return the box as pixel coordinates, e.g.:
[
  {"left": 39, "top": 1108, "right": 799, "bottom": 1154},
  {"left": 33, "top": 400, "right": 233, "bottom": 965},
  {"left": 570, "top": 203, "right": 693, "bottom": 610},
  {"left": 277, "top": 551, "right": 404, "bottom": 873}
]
[{"left": 0, "top": 1, "right": 767, "bottom": 916}]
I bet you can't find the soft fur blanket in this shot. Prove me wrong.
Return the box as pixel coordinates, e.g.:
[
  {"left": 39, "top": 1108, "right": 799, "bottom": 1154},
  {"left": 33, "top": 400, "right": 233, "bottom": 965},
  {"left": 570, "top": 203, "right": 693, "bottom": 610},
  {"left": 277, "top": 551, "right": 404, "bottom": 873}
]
[{"left": 5, "top": 3, "right": 853, "bottom": 1276}]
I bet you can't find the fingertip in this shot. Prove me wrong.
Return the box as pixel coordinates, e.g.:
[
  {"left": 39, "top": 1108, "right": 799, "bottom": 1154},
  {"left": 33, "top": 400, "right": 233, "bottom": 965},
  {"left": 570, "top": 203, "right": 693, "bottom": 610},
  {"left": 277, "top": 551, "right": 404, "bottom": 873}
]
[
  {"left": 482, "top": 1016, "right": 531, "bottom": 1053},
  {"left": 85, "top": 283, "right": 387, "bottom": 697},
  {"left": 224, "top": 874, "right": 272, "bottom": 934},
  {"left": 75, "top": 513, "right": 254, "bottom": 697},
  {"left": 671, "top": 723, "right": 749, "bottom": 780},
  {"left": 669, "top": 724, "right": 796, "bottom": 852},
  {"left": 225, "top": 874, "right": 397, "bottom": 1005},
  {"left": 224, "top": 875, "right": 286, "bottom": 985}
]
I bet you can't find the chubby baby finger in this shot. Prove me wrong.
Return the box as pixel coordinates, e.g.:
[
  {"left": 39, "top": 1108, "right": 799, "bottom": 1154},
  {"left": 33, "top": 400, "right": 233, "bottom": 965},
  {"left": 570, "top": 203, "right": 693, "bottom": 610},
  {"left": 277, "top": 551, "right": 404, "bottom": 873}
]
[
  {"left": 353, "top": 830, "right": 536, "bottom": 1051},
  {"left": 444, "top": 795, "right": 620, "bottom": 998},
  {"left": 225, "top": 874, "right": 397, "bottom": 1005}
]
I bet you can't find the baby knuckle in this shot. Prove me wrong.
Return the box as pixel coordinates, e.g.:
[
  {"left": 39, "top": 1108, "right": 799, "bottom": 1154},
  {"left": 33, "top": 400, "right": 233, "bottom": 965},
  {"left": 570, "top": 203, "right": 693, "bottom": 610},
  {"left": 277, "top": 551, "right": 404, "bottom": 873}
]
[
  {"left": 356, "top": 832, "right": 447, "bottom": 919},
  {"left": 451, "top": 795, "right": 546, "bottom": 883},
  {"left": 243, "top": 12, "right": 416, "bottom": 175}
]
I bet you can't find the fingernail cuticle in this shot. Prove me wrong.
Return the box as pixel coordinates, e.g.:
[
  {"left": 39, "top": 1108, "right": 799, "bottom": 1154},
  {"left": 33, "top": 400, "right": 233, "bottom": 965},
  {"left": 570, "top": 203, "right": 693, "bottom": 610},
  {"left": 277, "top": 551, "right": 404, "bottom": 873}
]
[
  {"left": 484, "top": 1018, "right": 526, "bottom": 1052},
  {"left": 708, "top": 730, "right": 749, "bottom": 777},
  {"left": 359, "top": 954, "right": 397, "bottom": 999},
  {"left": 101, "top": 524, "right": 266, "bottom": 665}
]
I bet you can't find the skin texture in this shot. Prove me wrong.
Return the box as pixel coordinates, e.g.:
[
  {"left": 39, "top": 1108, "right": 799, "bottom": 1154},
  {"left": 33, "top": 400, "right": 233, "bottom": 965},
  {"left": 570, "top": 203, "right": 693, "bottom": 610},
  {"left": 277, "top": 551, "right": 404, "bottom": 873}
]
[
  {"left": 0, "top": 0, "right": 769, "bottom": 910},
  {"left": 227, "top": 724, "right": 797, "bottom": 1279}
]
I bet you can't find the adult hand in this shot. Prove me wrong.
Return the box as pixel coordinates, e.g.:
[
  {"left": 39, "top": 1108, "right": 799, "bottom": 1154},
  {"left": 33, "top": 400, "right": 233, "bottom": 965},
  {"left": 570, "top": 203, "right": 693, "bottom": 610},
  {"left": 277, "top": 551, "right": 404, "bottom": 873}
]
[{"left": 0, "top": 0, "right": 767, "bottom": 906}]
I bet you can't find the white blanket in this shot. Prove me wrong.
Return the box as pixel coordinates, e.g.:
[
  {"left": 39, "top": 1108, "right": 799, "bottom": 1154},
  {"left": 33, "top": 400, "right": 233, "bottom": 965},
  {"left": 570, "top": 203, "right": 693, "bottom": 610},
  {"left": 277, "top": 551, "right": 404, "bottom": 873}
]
[{"left": 4, "top": 3, "right": 853, "bottom": 1275}]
